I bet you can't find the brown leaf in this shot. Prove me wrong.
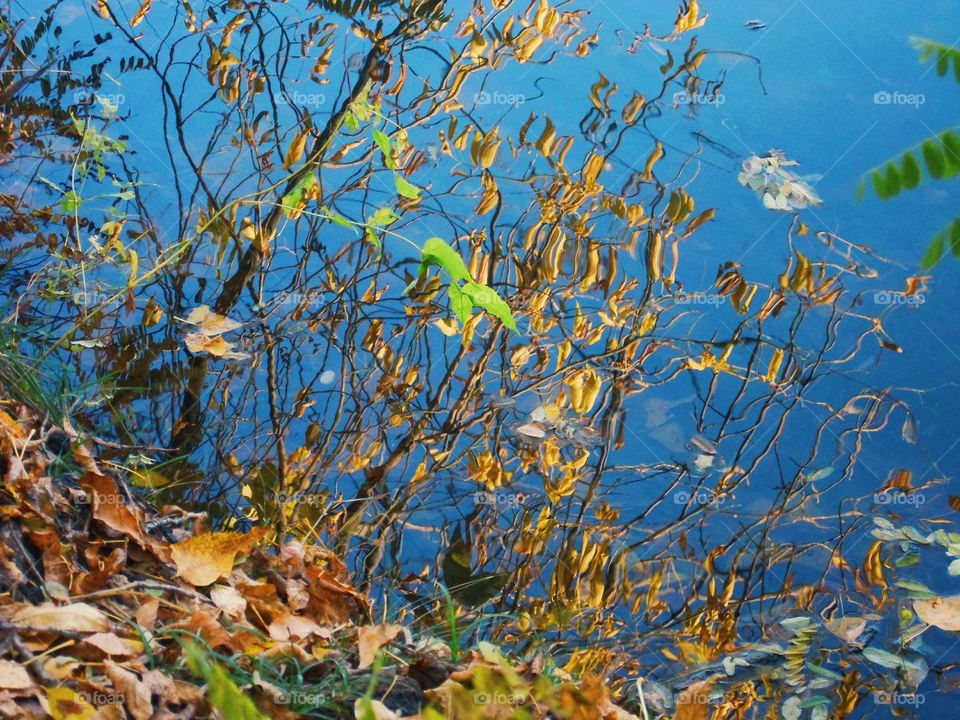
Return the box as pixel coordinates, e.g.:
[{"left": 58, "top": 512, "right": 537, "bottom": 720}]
[
  {"left": 210, "top": 585, "right": 247, "bottom": 618},
  {"left": 183, "top": 305, "right": 244, "bottom": 335},
  {"left": 82, "top": 632, "right": 137, "bottom": 659},
  {"left": 354, "top": 698, "right": 400, "bottom": 720},
  {"left": 0, "top": 660, "right": 33, "bottom": 691},
  {"left": 914, "top": 595, "right": 960, "bottom": 631},
  {"left": 13, "top": 602, "right": 108, "bottom": 633},
  {"left": 357, "top": 624, "right": 404, "bottom": 670},
  {"left": 171, "top": 528, "right": 267, "bottom": 586},
  {"left": 104, "top": 661, "right": 153, "bottom": 720},
  {"left": 79, "top": 473, "right": 171, "bottom": 562},
  {"left": 183, "top": 333, "right": 251, "bottom": 360},
  {"left": 268, "top": 613, "right": 331, "bottom": 642}
]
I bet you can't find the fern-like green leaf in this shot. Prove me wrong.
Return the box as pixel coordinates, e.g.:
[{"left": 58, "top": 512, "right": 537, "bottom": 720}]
[
  {"left": 921, "top": 232, "right": 945, "bottom": 270},
  {"left": 911, "top": 37, "right": 960, "bottom": 84},
  {"left": 901, "top": 152, "right": 922, "bottom": 189},
  {"left": 883, "top": 161, "right": 902, "bottom": 197},
  {"left": 921, "top": 140, "right": 946, "bottom": 179}
]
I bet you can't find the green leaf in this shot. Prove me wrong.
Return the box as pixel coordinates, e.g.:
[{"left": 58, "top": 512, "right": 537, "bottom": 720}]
[
  {"left": 448, "top": 282, "right": 472, "bottom": 324},
  {"left": 280, "top": 173, "right": 318, "bottom": 217},
  {"left": 854, "top": 178, "right": 866, "bottom": 202},
  {"left": 937, "top": 50, "right": 950, "bottom": 76},
  {"left": 185, "top": 643, "right": 267, "bottom": 720},
  {"left": 922, "top": 140, "right": 946, "bottom": 179},
  {"left": 393, "top": 173, "right": 420, "bottom": 199},
  {"left": 901, "top": 152, "right": 922, "bottom": 189},
  {"left": 883, "top": 161, "right": 901, "bottom": 197},
  {"left": 941, "top": 131, "right": 960, "bottom": 171},
  {"left": 870, "top": 170, "right": 890, "bottom": 200},
  {"left": 461, "top": 280, "right": 518, "bottom": 331},
  {"left": 59, "top": 190, "right": 82, "bottom": 213},
  {"left": 419, "top": 237, "right": 471, "bottom": 283},
  {"left": 921, "top": 232, "right": 945, "bottom": 270},
  {"left": 344, "top": 111, "right": 359, "bottom": 132},
  {"left": 367, "top": 206, "right": 400, "bottom": 228},
  {"left": 372, "top": 128, "right": 393, "bottom": 170},
  {"left": 322, "top": 206, "right": 355, "bottom": 230},
  {"left": 951, "top": 218, "right": 960, "bottom": 258}
]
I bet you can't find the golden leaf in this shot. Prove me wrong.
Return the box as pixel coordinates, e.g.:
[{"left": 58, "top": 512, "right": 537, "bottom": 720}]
[
  {"left": 171, "top": 528, "right": 268, "bottom": 586},
  {"left": 13, "top": 602, "right": 109, "bottom": 633},
  {"left": 357, "top": 623, "right": 404, "bottom": 669},
  {"left": 183, "top": 305, "right": 244, "bottom": 335}
]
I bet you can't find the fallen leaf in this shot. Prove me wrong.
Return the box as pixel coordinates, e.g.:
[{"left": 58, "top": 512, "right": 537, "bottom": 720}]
[
  {"left": 171, "top": 528, "right": 267, "bottom": 586},
  {"left": 13, "top": 602, "right": 108, "bottom": 633},
  {"left": 824, "top": 616, "right": 867, "bottom": 644},
  {"left": 82, "top": 632, "right": 137, "bottom": 658},
  {"left": 104, "top": 661, "right": 153, "bottom": 720},
  {"left": 914, "top": 595, "right": 960, "bottom": 631},
  {"left": 210, "top": 586, "right": 247, "bottom": 618},
  {"left": 184, "top": 333, "right": 251, "bottom": 360},
  {"left": 268, "top": 613, "right": 331, "bottom": 642},
  {"left": 44, "top": 686, "right": 96, "bottom": 720},
  {"left": 355, "top": 698, "right": 400, "bottom": 720},
  {"left": 184, "top": 305, "right": 244, "bottom": 335},
  {"left": 0, "top": 660, "right": 32, "bottom": 691},
  {"left": 357, "top": 624, "right": 404, "bottom": 670}
]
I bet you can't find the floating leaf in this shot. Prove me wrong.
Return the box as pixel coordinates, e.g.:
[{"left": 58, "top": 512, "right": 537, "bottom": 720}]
[
  {"left": 183, "top": 305, "right": 244, "bottom": 336},
  {"left": 914, "top": 595, "right": 960, "bottom": 631}
]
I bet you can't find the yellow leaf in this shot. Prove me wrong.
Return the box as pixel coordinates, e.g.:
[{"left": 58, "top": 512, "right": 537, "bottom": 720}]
[
  {"left": 13, "top": 602, "right": 109, "bottom": 633},
  {"left": 183, "top": 305, "right": 244, "bottom": 335},
  {"left": 357, "top": 624, "right": 404, "bottom": 669},
  {"left": 45, "top": 686, "right": 96, "bottom": 720},
  {"left": 171, "top": 528, "right": 268, "bottom": 586}
]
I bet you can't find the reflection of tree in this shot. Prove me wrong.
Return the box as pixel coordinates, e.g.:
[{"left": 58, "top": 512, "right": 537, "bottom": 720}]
[{"left": 2, "top": 0, "right": 935, "bottom": 706}]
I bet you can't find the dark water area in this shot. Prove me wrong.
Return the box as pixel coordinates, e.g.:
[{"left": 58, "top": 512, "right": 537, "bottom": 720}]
[{"left": 4, "top": 0, "right": 960, "bottom": 716}]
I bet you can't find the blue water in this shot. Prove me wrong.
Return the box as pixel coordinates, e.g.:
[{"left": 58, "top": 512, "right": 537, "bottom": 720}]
[{"left": 14, "top": 1, "right": 960, "bottom": 715}]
